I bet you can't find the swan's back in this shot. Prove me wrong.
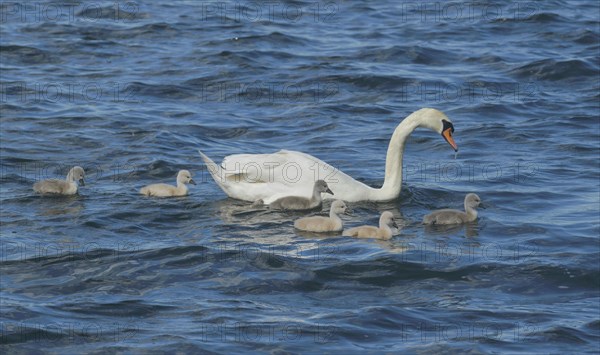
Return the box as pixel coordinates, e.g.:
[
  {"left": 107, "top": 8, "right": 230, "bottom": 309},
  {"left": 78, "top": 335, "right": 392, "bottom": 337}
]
[
  {"left": 343, "top": 225, "right": 391, "bottom": 240},
  {"left": 270, "top": 196, "right": 316, "bottom": 210},
  {"left": 140, "top": 183, "right": 183, "bottom": 197},
  {"left": 294, "top": 216, "right": 341, "bottom": 232},
  {"left": 200, "top": 149, "right": 368, "bottom": 203},
  {"left": 33, "top": 179, "right": 76, "bottom": 195},
  {"left": 422, "top": 209, "right": 468, "bottom": 225}
]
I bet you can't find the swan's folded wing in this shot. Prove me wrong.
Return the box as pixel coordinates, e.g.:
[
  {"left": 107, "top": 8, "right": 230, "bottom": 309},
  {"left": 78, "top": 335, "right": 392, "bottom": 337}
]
[
  {"left": 219, "top": 149, "right": 373, "bottom": 203},
  {"left": 343, "top": 225, "right": 379, "bottom": 238},
  {"left": 221, "top": 150, "right": 326, "bottom": 186},
  {"left": 34, "top": 179, "right": 68, "bottom": 194}
]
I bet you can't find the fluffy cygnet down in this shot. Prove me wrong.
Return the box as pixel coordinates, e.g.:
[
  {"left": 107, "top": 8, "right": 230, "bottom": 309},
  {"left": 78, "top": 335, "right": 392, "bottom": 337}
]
[
  {"left": 293, "top": 200, "right": 350, "bottom": 232},
  {"left": 343, "top": 211, "right": 398, "bottom": 240},
  {"left": 140, "top": 170, "right": 196, "bottom": 197},
  {"left": 422, "top": 193, "right": 482, "bottom": 225},
  {"left": 33, "top": 166, "right": 85, "bottom": 195},
  {"left": 263, "top": 180, "right": 333, "bottom": 210}
]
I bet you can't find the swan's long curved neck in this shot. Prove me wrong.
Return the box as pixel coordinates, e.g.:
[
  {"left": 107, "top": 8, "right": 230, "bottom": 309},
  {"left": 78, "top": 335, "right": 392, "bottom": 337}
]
[
  {"left": 329, "top": 210, "right": 343, "bottom": 229},
  {"left": 380, "top": 224, "right": 392, "bottom": 236},
  {"left": 377, "top": 218, "right": 394, "bottom": 239},
  {"left": 66, "top": 169, "right": 75, "bottom": 182},
  {"left": 329, "top": 209, "right": 340, "bottom": 220},
  {"left": 378, "top": 216, "right": 391, "bottom": 233},
  {"left": 370, "top": 113, "right": 422, "bottom": 201},
  {"left": 176, "top": 181, "right": 189, "bottom": 194},
  {"left": 311, "top": 186, "right": 320, "bottom": 202},
  {"left": 465, "top": 204, "right": 478, "bottom": 222}
]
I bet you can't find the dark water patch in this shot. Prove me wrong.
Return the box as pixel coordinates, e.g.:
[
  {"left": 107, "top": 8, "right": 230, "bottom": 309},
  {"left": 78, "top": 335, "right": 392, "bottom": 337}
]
[
  {"left": 22, "top": 23, "right": 80, "bottom": 37},
  {"left": 464, "top": 54, "right": 505, "bottom": 64},
  {"left": 509, "top": 59, "right": 598, "bottom": 81},
  {"left": 136, "top": 245, "right": 209, "bottom": 261},
  {"left": 0, "top": 45, "right": 58, "bottom": 65},
  {"left": 178, "top": 125, "right": 249, "bottom": 140},
  {"left": 533, "top": 326, "right": 593, "bottom": 345},
  {"left": 573, "top": 30, "right": 600, "bottom": 45},
  {"left": 76, "top": 23, "right": 179, "bottom": 41},
  {"left": 52, "top": 300, "right": 175, "bottom": 317},
  {"left": 299, "top": 73, "right": 409, "bottom": 91},
  {"left": 358, "top": 45, "right": 459, "bottom": 65},
  {"left": 240, "top": 31, "right": 311, "bottom": 47},
  {"left": 75, "top": 5, "right": 146, "bottom": 21},
  {"left": 491, "top": 12, "right": 568, "bottom": 24},
  {"left": 127, "top": 82, "right": 193, "bottom": 100}
]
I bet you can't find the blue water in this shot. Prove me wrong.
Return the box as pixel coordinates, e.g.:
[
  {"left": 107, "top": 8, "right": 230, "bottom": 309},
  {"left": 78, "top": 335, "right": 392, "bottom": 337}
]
[{"left": 1, "top": 1, "right": 599, "bottom": 353}]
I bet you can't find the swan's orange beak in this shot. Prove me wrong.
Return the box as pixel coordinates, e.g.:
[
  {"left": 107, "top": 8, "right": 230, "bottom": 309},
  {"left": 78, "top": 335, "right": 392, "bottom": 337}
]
[{"left": 442, "top": 127, "right": 458, "bottom": 152}]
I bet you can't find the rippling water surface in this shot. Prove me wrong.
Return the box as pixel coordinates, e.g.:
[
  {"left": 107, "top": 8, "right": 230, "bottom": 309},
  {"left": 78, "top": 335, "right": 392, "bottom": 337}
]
[{"left": 1, "top": 1, "right": 599, "bottom": 353}]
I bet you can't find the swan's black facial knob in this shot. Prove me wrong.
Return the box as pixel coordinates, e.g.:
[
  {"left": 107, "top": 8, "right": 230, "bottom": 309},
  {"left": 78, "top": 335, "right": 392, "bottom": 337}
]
[{"left": 441, "top": 120, "right": 457, "bottom": 151}]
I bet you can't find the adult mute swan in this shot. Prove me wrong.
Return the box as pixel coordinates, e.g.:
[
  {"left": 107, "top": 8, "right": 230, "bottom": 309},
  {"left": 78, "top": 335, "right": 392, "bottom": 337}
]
[
  {"left": 199, "top": 108, "right": 457, "bottom": 203},
  {"left": 33, "top": 166, "right": 85, "bottom": 195}
]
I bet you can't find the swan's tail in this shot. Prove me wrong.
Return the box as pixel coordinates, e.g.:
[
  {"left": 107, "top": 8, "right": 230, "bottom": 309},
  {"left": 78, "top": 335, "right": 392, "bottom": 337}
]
[{"left": 198, "top": 150, "right": 228, "bottom": 194}]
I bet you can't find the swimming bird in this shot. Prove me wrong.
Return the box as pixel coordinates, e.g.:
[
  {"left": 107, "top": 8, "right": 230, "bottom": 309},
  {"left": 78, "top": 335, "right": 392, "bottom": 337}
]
[
  {"left": 261, "top": 180, "right": 333, "bottom": 210},
  {"left": 343, "top": 211, "right": 398, "bottom": 240},
  {"left": 293, "top": 200, "right": 350, "bottom": 233},
  {"left": 140, "top": 170, "right": 196, "bottom": 197},
  {"left": 33, "top": 166, "right": 85, "bottom": 195},
  {"left": 199, "top": 108, "right": 457, "bottom": 203},
  {"left": 422, "top": 193, "right": 482, "bottom": 225}
]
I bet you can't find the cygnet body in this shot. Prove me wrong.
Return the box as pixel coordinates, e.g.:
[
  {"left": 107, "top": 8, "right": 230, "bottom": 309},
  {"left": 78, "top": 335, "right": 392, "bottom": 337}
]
[
  {"left": 343, "top": 211, "right": 398, "bottom": 240},
  {"left": 140, "top": 170, "right": 196, "bottom": 197},
  {"left": 422, "top": 193, "right": 482, "bottom": 225},
  {"left": 294, "top": 200, "right": 349, "bottom": 232},
  {"left": 33, "top": 166, "right": 85, "bottom": 195},
  {"left": 268, "top": 180, "right": 333, "bottom": 210}
]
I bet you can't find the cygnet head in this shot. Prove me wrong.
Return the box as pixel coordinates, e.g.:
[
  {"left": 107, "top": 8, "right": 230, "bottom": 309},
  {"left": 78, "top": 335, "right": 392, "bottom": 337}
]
[
  {"left": 414, "top": 108, "right": 457, "bottom": 152},
  {"left": 331, "top": 200, "right": 350, "bottom": 215},
  {"left": 380, "top": 211, "right": 398, "bottom": 229},
  {"left": 465, "top": 193, "right": 482, "bottom": 209},
  {"left": 315, "top": 180, "right": 334, "bottom": 195},
  {"left": 177, "top": 170, "right": 196, "bottom": 185},
  {"left": 68, "top": 166, "right": 86, "bottom": 186}
]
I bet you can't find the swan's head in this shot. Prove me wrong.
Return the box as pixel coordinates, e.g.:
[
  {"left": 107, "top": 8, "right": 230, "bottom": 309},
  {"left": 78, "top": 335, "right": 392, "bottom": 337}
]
[
  {"left": 416, "top": 108, "right": 458, "bottom": 152},
  {"left": 331, "top": 200, "right": 351, "bottom": 215},
  {"left": 177, "top": 170, "right": 196, "bottom": 185},
  {"left": 68, "top": 166, "right": 86, "bottom": 186},
  {"left": 465, "top": 193, "right": 482, "bottom": 209},
  {"left": 315, "top": 180, "right": 334, "bottom": 195},
  {"left": 380, "top": 211, "right": 398, "bottom": 229}
]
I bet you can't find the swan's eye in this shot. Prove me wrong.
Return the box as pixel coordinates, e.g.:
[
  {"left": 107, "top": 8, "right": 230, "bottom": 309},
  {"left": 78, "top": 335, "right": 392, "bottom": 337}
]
[{"left": 442, "top": 120, "right": 454, "bottom": 133}]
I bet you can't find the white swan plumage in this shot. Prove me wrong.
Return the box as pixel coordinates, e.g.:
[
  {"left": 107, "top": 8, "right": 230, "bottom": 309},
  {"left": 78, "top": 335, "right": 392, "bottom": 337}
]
[{"left": 199, "top": 108, "right": 457, "bottom": 203}]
